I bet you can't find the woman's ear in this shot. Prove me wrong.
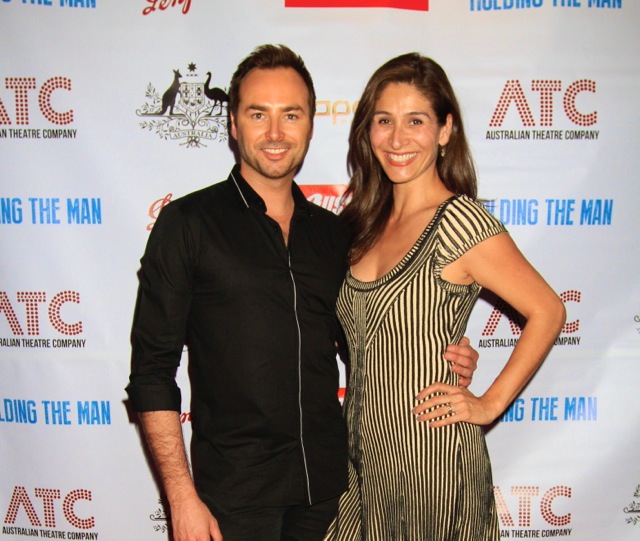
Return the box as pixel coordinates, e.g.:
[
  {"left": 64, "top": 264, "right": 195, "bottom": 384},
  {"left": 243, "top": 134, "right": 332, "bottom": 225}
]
[{"left": 439, "top": 114, "right": 453, "bottom": 147}]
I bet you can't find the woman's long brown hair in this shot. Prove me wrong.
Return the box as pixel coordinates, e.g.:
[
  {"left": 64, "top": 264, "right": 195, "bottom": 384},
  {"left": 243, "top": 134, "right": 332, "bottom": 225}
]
[{"left": 342, "top": 53, "right": 478, "bottom": 264}]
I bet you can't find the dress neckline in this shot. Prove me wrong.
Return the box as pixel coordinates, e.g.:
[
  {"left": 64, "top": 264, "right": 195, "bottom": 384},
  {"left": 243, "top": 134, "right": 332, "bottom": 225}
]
[{"left": 346, "top": 195, "right": 457, "bottom": 291}]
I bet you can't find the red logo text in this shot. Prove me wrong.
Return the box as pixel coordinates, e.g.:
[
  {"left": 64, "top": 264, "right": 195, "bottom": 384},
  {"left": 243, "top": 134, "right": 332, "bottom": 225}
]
[
  {"left": 490, "top": 80, "right": 596, "bottom": 127},
  {"left": 3, "top": 486, "right": 94, "bottom": 530},
  {"left": 0, "top": 291, "right": 82, "bottom": 336},
  {"left": 0, "top": 77, "right": 73, "bottom": 126},
  {"left": 494, "top": 485, "right": 571, "bottom": 527}
]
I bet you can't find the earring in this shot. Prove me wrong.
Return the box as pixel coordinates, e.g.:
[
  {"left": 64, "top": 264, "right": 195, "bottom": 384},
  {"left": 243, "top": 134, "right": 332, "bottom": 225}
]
[{"left": 440, "top": 146, "right": 446, "bottom": 158}]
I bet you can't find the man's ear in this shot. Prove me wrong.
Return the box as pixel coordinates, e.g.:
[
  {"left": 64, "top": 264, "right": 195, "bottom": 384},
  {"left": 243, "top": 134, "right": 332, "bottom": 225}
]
[{"left": 230, "top": 113, "right": 237, "bottom": 141}]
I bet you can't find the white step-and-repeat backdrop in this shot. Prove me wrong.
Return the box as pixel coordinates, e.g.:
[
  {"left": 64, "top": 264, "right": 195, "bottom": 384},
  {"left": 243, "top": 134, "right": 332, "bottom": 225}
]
[{"left": 1, "top": 0, "right": 639, "bottom": 539}]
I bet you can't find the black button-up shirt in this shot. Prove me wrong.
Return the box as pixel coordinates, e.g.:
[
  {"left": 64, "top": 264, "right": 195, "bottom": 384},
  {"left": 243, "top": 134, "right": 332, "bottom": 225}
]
[{"left": 126, "top": 165, "right": 350, "bottom": 508}]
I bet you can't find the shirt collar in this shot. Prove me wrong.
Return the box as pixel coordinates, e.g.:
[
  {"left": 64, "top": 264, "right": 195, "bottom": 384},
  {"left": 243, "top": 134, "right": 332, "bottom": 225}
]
[{"left": 228, "top": 164, "right": 313, "bottom": 217}]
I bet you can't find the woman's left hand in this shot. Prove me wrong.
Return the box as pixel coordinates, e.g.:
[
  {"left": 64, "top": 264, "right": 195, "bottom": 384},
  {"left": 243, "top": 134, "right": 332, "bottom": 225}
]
[{"left": 412, "top": 382, "right": 499, "bottom": 428}]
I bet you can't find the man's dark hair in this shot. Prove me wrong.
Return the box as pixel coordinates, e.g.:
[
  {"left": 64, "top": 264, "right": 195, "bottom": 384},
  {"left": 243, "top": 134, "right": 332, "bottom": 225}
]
[{"left": 228, "top": 44, "right": 316, "bottom": 122}]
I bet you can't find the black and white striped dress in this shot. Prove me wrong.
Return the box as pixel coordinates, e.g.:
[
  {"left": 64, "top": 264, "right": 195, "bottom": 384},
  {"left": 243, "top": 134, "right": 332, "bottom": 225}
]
[{"left": 328, "top": 195, "right": 505, "bottom": 540}]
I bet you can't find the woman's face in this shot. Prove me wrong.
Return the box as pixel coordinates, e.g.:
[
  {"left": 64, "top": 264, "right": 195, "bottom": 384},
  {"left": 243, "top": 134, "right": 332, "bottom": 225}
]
[{"left": 369, "top": 82, "right": 451, "bottom": 186}]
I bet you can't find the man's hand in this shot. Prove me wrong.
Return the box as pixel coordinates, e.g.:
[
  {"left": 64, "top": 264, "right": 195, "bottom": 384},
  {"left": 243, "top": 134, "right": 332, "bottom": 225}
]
[
  {"left": 444, "top": 336, "right": 479, "bottom": 387},
  {"left": 138, "top": 411, "right": 224, "bottom": 540},
  {"left": 170, "top": 494, "right": 223, "bottom": 541}
]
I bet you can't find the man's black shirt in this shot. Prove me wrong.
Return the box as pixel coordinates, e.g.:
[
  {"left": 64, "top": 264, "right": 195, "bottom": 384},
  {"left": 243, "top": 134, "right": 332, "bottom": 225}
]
[{"left": 126, "top": 165, "right": 350, "bottom": 508}]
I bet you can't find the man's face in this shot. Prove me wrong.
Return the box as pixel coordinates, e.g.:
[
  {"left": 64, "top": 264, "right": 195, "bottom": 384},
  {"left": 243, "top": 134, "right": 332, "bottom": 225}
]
[{"left": 231, "top": 67, "right": 313, "bottom": 186}]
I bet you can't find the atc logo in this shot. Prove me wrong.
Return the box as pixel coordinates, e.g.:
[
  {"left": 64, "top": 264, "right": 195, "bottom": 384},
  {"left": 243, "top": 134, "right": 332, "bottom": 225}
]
[
  {"left": 137, "top": 63, "right": 229, "bottom": 148},
  {"left": 285, "top": 0, "right": 428, "bottom": 10},
  {"left": 491, "top": 79, "right": 596, "bottom": 127},
  {"left": 478, "top": 290, "right": 581, "bottom": 348},
  {"left": 494, "top": 484, "right": 572, "bottom": 534},
  {"left": 2, "top": 486, "right": 95, "bottom": 535},
  {"left": 0, "top": 76, "right": 77, "bottom": 140},
  {"left": 0, "top": 291, "right": 84, "bottom": 349},
  {"left": 487, "top": 79, "right": 599, "bottom": 141}
]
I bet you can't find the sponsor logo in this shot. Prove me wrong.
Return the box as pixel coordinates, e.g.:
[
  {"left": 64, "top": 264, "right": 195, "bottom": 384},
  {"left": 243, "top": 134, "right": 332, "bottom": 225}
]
[
  {"left": 624, "top": 484, "right": 640, "bottom": 526},
  {"left": 481, "top": 198, "right": 613, "bottom": 227},
  {"left": 478, "top": 289, "right": 582, "bottom": 348},
  {"left": 285, "top": 0, "right": 429, "bottom": 10},
  {"left": 148, "top": 498, "right": 170, "bottom": 534},
  {"left": 0, "top": 76, "right": 76, "bottom": 139},
  {"left": 1, "top": 0, "right": 96, "bottom": 8},
  {"left": 146, "top": 193, "right": 173, "bottom": 231},
  {"left": 486, "top": 79, "right": 599, "bottom": 142},
  {"left": 471, "top": 0, "right": 622, "bottom": 11},
  {"left": 145, "top": 186, "right": 349, "bottom": 230},
  {"left": 0, "top": 197, "right": 102, "bottom": 225},
  {"left": 298, "top": 184, "right": 350, "bottom": 215},
  {"left": 494, "top": 485, "right": 572, "bottom": 535},
  {"left": 0, "top": 290, "right": 85, "bottom": 348},
  {"left": 316, "top": 100, "right": 359, "bottom": 125},
  {"left": 2, "top": 485, "right": 98, "bottom": 539},
  {"left": 142, "top": 0, "right": 191, "bottom": 15},
  {"left": 137, "top": 63, "right": 229, "bottom": 148}
]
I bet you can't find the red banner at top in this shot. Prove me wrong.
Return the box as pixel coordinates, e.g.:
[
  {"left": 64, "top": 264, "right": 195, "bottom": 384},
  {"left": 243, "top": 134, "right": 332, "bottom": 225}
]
[{"left": 285, "top": 0, "right": 428, "bottom": 11}]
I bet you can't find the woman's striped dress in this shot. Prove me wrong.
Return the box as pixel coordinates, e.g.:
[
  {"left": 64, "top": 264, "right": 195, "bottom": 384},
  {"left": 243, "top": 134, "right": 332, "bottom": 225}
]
[{"left": 328, "top": 195, "right": 505, "bottom": 540}]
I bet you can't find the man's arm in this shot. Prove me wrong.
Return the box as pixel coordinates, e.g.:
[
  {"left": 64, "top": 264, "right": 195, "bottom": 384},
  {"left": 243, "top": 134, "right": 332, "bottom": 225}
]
[
  {"left": 444, "top": 336, "right": 479, "bottom": 387},
  {"left": 139, "top": 411, "right": 222, "bottom": 541}
]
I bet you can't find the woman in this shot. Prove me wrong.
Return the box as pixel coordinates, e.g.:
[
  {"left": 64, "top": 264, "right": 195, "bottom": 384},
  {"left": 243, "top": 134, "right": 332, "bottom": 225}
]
[{"left": 327, "top": 54, "right": 566, "bottom": 540}]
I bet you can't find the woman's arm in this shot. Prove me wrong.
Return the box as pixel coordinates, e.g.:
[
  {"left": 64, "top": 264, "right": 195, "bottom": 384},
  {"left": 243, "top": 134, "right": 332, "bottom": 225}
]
[{"left": 414, "top": 232, "right": 566, "bottom": 427}]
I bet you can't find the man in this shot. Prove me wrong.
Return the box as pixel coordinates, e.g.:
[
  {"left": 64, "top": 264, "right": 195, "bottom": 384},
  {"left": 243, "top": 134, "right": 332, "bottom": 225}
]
[{"left": 126, "top": 44, "right": 478, "bottom": 541}]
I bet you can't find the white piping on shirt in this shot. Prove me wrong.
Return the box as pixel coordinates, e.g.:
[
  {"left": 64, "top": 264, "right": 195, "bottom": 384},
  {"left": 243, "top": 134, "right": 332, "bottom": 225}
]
[
  {"left": 230, "top": 171, "right": 250, "bottom": 208},
  {"left": 288, "top": 252, "right": 312, "bottom": 505},
  {"left": 232, "top": 169, "right": 313, "bottom": 503}
]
